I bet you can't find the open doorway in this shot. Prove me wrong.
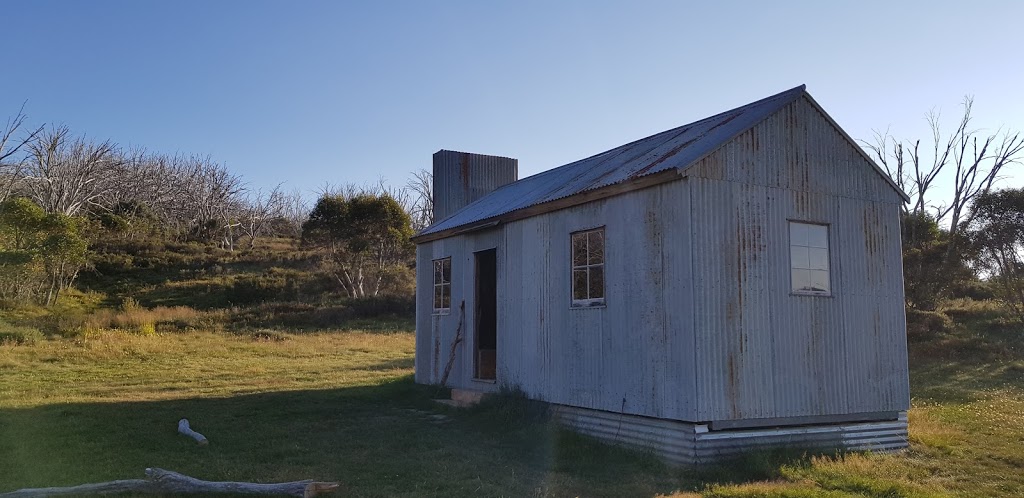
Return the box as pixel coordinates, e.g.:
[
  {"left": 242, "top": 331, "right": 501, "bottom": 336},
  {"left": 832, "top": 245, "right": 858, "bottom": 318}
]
[{"left": 474, "top": 248, "right": 497, "bottom": 380}]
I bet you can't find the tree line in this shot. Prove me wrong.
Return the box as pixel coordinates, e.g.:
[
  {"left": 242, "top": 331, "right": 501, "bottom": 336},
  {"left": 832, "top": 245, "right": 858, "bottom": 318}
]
[
  {"left": 5, "top": 97, "right": 1024, "bottom": 316},
  {"left": 0, "top": 105, "right": 434, "bottom": 306},
  {"left": 865, "top": 96, "right": 1024, "bottom": 317}
]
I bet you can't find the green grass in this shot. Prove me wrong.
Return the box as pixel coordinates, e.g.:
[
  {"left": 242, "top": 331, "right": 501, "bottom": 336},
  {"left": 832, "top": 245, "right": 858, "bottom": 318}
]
[{"left": 1, "top": 302, "right": 1022, "bottom": 497}]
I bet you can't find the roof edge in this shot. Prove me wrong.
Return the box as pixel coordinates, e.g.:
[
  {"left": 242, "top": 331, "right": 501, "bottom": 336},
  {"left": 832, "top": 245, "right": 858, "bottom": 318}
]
[
  {"left": 412, "top": 169, "right": 684, "bottom": 243},
  {"left": 416, "top": 85, "right": 811, "bottom": 241},
  {"left": 799, "top": 93, "right": 911, "bottom": 203}
]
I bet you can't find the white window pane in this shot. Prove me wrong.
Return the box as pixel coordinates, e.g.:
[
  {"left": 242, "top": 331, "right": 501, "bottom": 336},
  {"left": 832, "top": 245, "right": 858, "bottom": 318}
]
[
  {"left": 807, "top": 225, "right": 828, "bottom": 248},
  {"left": 810, "top": 270, "right": 830, "bottom": 293},
  {"left": 791, "top": 246, "right": 810, "bottom": 269},
  {"left": 790, "top": 222, "right": 809, "bottom": 246},
  {"left": 808, "top": 247, "right": 829, "bottom": 270},
  {"left": 791, "top": 268, "right": 810, "bottom": 292}
]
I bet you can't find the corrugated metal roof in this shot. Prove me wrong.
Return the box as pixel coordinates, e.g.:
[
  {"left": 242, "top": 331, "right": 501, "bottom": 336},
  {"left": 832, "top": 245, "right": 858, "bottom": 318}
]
[{"left": 418, "top": 84, "right": 808, "bottom": 238}]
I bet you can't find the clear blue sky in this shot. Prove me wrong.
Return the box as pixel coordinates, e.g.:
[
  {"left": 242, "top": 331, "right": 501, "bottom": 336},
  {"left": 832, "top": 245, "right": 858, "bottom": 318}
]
[{"left": 2, "top": 0, "right": 1022, "bottom": 198}]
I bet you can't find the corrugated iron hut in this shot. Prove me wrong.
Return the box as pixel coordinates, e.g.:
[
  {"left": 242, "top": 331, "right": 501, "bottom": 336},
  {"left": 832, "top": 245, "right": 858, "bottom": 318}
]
[{"left": 412, "top": 85, "right": 910, "bottom": 464}]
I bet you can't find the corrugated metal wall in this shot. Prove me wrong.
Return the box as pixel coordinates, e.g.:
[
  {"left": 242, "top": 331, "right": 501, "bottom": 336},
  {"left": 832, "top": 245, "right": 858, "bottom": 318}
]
[
  {"left": 498, "top": 181, "right": 697, "bottom": 420},
  {"left": 688, "top": 95, "right": 909, "bottom": 423},
  {"left": 415, "top": 229, "right": 503, "bottom": 391},
  {"left": 415, "top": 93, "right": 909, "bottom": 429},
  {"left": 556, "top": 404, "right": 908, "bottom": 466},
  {"left": 432, "top": 150, "right": 518, "bottom": 222}
]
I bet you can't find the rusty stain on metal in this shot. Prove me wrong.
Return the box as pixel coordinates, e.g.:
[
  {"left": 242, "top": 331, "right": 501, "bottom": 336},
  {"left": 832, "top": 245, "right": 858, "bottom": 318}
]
[
  {"left": 460, "top": 152, "right": 471, "bottom": 192},
  {"left": 727, "top": 353, "right": 739, "bottom": 418},
  {"left": 630, "top": 136, "right": 700, "bottom": 178}
]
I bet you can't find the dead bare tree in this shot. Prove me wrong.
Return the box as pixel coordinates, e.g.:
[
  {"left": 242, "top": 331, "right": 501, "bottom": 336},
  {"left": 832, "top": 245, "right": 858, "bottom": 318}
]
[
  {"left": 864, "top": 97, "right": 1024, "bottom": 236},
  {"left": 405, "top": 168, "right": 433, "bottom": 230},
  {"left": 239, "top": 185, "right": 285, "bottom": 250},
  {"left": 173, "top": 155, "right": 246, "bottom": 242},
  {"left": 0, "top": 104, "right": 44, "bottom": 202},
  {"left": 22, "top": 127, "right": 121, "bottom": 215},
  {"left": 864, "top": 96, "right": 1024, "bottom": 307},
  {"left": 277, "top": 187, "right": 310, "bottom": 238}
]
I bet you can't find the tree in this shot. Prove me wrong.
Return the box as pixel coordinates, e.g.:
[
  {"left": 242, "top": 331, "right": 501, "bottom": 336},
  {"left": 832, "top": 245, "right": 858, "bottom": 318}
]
[
  {"left": 0, "top": 197, "right": 48, "bottom": 301},
  {"left": 22, "top": 126, "right": 121, "bottom": 216},
  {"left": 406, "top": 168, "right": 433, "bottom": 231},
  {"left": 901, "top": 212, "right": 972, "bottom": 310},
  {"left": 968, "top": 189, "right": 1024, "bottom": 320},
  {"left": 39, "top": 213, "right": 88, "bottom": 306},
  {"left": 864, "top": 97, "right": 1024, "bottom": 305},
  {"left": 302, "top": 192, "right": 414, "bottom": 298},
  {"left": 0, "top": 197, "right": 87, "bottom": 305},
  {"left": 0, "top": 104, "right": 43, "bottom": 203},
  {"left": 239, "top": 185, "right": 285, "bottom": 250}
]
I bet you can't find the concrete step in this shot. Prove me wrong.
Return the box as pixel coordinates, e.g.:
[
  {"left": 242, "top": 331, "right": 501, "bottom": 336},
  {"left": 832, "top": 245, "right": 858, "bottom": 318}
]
[
  {"left": 433, "top": 399, "right": 473, "bottom": 408},
  {"left": 451, "top": 388, "right": 489, "bottom": 406}
]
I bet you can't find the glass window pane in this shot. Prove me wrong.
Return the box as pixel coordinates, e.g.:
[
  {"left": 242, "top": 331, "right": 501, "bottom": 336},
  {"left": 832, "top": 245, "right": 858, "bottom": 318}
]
[
  {"left": 434, "top": 260, "right": 442, "bottom": 285},
  {"left": 810, "top": 270, "right": 830, "bottom": 293},
  {"left": 572, "top": 233, "right": 588, "bottom": 267},
  {"left": 573, "top": 270, "right": 588, "bottom": 300},
  {"left": 433, "top": 285, "right": 442, "bottom": 309},
  {"left": 441, "top": 285, "right": 451, "bottom": 309},
  {"left": 807, "top": 225, "right": 828, "bottom": 248},
  {"left": 791, "top": 246, "right": 810, "bottom": 269},
  {"left": 808, "top": 247, "right": 829, "bottom": 270},
  {"left": 791, "top": 268, "right": 810, "bottom": 292},
  {"left": 441, "top": 259, "right": 451, "bottom": 284},
  {"left": 790, "top": 222, "right": 808, "bottom": 247},
  {"left": 589, "top": 265, "right": 605, "bottom": 299},
  {"left": 588, "top": 230, "right": 605, "bottom": 265}
]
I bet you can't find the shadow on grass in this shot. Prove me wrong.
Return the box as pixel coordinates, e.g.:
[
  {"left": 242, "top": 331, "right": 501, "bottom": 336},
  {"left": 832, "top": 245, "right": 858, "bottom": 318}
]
[
  {"left": 0, "top": 375, "right": 824, "bottom": 498},
  {"left": 909, "top": 308, "right": 1024, "bottom": 404}
]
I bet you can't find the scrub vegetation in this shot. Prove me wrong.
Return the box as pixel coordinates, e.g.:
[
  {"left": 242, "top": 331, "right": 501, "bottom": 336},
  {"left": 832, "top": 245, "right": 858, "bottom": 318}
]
[{"left": 0, "top": 298, "right": 1022, "bottom": 497}]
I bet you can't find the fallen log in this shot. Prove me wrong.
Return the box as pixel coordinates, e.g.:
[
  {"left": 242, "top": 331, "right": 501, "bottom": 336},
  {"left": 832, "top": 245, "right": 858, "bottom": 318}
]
[
  {"left": 0, "top": 468, "right": 340, "bottom": 497},
  {"left": 177, "top": 418, "right": 209, "bottom": 445}
]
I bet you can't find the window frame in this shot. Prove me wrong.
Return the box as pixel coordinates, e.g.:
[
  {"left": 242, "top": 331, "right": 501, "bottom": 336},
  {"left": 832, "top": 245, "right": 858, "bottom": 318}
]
[
  {"left": 788, "top": 220, "right": 832, "bottom": 297},
  {"left": 570, "top": 226, "right": 606, "bottom": 308},
  {"left": 432, "top": 257, "right": 452, "bottom": 314}
]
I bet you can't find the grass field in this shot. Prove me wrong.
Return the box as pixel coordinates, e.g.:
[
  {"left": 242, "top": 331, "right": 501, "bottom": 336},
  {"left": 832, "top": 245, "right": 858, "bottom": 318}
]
[{"left": 1, "top": 304, "right": 1022, "bottom": 497}]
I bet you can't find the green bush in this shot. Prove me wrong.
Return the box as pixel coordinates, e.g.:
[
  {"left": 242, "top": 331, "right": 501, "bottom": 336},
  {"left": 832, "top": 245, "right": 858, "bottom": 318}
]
[
  {"left": 906, "top": 309, "right": 956, "bottom": 341},
  {"left": 0, "top": 320, "right": 45, "bottom": 345}
]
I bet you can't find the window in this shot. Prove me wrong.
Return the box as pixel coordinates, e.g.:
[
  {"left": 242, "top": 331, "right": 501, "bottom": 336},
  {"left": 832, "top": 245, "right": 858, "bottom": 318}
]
[
  {"left": 571, "top": 228, "right": 605, "bottom": 306},
  {"left": 432, "top": 257, "right": 451, "bottom": 313},
  {"left": 790, "top": 222, "right": 830, "bottom": 295}
]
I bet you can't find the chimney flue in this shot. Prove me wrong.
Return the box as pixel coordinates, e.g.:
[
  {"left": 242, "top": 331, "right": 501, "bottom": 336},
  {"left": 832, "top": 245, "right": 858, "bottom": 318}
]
[{"left": 432, "top": 150, "right": 518, "bottom": 223}]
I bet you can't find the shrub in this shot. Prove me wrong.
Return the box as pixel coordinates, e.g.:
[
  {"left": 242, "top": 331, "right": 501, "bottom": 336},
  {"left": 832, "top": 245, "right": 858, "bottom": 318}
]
[
  {"left": 120, "top": 296, "right": 141, "bottom": 312},
  {"left": 905, "top": 309, "right": 956, "bottom": 341},
  {"left": 347, "top": 295, "right": 415, "bottom": 318},
  {"left": 0, "top": 320, "right": 45, "bottom": 345},
  {"left": 135, "top": 322, "right": 156, "bottom": 335}
]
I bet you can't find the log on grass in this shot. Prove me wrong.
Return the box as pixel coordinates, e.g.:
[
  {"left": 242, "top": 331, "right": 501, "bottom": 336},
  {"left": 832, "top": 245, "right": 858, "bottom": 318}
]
[
  {"left": 0, "top": 468, "right": 340, "bottom": 497},
  {"left": 177, "top": 418, "right": 209, "bottom": 445}
]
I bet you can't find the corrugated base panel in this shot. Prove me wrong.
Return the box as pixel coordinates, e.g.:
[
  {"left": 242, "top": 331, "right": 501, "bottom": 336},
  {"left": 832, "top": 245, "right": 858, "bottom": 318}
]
[
  {"left": 554, "top": 405, "right": 698, "bottom": 465},
  {"left": 554, "top": 405, "right": 908, "bottom": 466}
]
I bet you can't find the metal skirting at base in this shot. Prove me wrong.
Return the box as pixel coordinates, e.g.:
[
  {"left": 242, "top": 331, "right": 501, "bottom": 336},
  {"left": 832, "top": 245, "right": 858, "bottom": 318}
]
[{"left": 553, "top": 405, "right": 908, "bottom": 466}]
